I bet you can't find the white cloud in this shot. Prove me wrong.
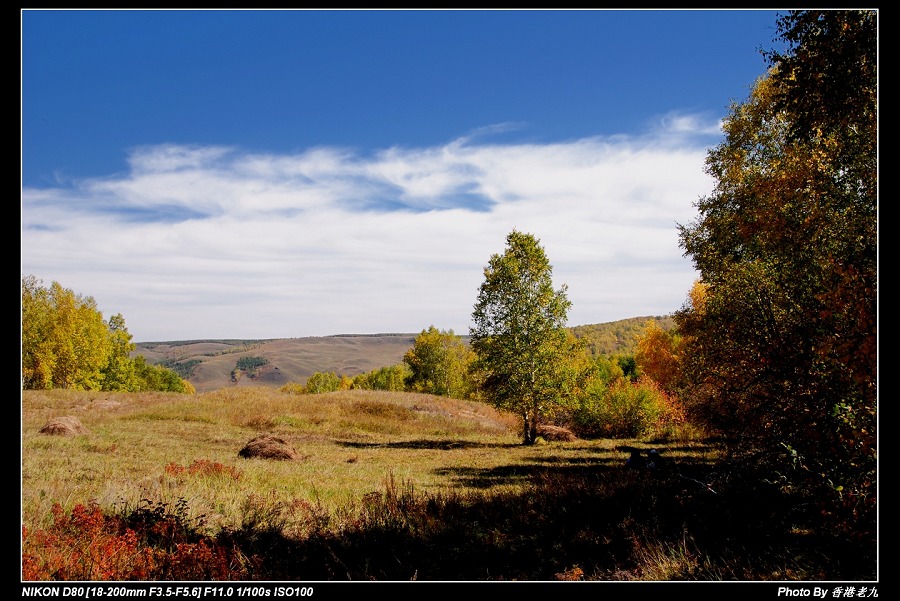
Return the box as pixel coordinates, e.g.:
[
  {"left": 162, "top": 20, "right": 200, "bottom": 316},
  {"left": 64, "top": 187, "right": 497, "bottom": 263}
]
[
  {"left": 655, "top": 111, "right": 724, "bottom": 137},
  {"left": 127, "top": 144, "right": 235, "bottom": 174},
  {"left": 21, "top": 124, "right": 714, "bottom": 341}
]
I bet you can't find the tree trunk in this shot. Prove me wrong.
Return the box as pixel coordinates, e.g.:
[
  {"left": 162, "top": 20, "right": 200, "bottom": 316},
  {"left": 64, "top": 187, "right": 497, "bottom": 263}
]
[{"left": 522, "top": 411, "right": 538, "bottom": 445}]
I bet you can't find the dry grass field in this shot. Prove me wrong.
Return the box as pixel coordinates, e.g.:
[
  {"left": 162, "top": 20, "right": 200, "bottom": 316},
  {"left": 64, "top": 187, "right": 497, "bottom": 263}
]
[
  {"left": 22, "top": 386, "right": 876, "bottom": 581},
  {"left": 22, "top": 386, "right": 639, "bottom": 535}
]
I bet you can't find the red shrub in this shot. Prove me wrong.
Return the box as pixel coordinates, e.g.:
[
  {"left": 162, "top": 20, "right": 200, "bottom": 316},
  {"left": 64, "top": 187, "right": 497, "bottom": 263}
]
[{"left": 22, "top": 501, "right": 250, "bottom": 581}]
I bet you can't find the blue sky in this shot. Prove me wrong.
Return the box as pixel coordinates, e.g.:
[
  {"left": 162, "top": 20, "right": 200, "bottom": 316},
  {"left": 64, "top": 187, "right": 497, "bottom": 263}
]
[{"left": 22, "top": 9, "right": 784, "bottom": 342}]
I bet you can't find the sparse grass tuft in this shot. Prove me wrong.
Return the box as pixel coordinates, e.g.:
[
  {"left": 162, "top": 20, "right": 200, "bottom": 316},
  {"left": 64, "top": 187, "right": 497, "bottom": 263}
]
[{"left": 164, "top": 459, "right": 243, "bottom": 482}]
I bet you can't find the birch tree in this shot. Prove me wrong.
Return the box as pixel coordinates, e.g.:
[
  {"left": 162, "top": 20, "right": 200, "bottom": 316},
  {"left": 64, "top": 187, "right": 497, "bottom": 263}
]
[{"left": 470, "top": 230, "right": 575, "bottom": 445}]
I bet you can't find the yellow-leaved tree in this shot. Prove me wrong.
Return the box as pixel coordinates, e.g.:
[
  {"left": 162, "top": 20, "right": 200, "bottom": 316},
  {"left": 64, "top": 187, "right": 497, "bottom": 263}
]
[
  {"left": 21, "top": 275, "right": 193, "bottom": 393},
  {"left": 22, "top": 275, "right": 110, "bottom": 390},
  {"left": 634, "top": 319, "right": 682, "bottom": 395}
]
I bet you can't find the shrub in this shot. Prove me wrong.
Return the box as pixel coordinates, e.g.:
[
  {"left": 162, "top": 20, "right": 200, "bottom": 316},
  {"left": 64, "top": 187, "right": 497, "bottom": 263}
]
[
  {"left": 568, "top": 376, "right": 684, "bottom": 439},
  {"left": 351, "top": 364, "right": 411, "bottom": 392},
  {"left": 278, "top": 372, "right": 353, "bottom": 394},
  {"left": 279, "top": 382, "right": 305, "bottom": 395},
  {"left": 304, "top": 371, "right": 342, "bottom": 394},
  {"left": 22, "top": 500, "right": 250, "bottom": 580},
  {"left": 133, "top": 356, "right": 194, "bottom": 393}
]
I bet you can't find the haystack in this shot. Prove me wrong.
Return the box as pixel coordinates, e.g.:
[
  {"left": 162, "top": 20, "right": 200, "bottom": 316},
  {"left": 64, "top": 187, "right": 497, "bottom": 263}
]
[
  {"left": 536, "top": 424, "right": 577, "bottom": 442},
  {"left": 39, "top": 416, "right": 89, "bottom": 436},
  {"left": 238, "top": 434, "right": 299, "bottom": 461}
]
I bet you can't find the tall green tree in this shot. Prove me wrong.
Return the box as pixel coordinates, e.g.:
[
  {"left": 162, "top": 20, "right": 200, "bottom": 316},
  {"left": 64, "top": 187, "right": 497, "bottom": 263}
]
[
  {"left": 403, "top": 326, "right": 474, "bottom": 398},
  {"left": 100, "top": 313, "right": 139, "bottom": 391},
  {"left": 675, "top": 10, "right": 876, "bottom": 531},
  {"left": 470, "top": 230, "right": 576, "bottom": 445}
]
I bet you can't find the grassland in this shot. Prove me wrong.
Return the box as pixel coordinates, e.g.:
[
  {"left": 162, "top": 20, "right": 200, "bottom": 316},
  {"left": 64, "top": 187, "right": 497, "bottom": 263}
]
[
  {"left": 23, "top": 387, "right": 524, "bottom": 531},
  {"left": 21, "top": 387, "right": 875, "bottom": 581}
]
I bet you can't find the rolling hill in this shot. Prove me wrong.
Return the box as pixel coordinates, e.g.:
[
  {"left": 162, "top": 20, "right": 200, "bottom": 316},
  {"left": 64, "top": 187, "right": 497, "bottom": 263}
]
[
  {"left": 134, "top": 334, "right": 419, "bottom": 393},
  {"left": 134, "top": 316, "right": 675, "bottom": 393}
]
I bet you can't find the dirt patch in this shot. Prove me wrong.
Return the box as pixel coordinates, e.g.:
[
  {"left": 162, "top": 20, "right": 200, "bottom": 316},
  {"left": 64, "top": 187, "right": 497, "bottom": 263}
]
[
  {"left": 40, "top": 416, "right": 89, "bottom": 436},
  {"left": 238, "top": 434, "right": 300, "bottom": 461}
]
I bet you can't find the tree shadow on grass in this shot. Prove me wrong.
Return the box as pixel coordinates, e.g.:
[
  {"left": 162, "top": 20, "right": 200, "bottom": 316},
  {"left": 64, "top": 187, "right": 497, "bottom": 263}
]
[
  {"left": 335, "top": 439, "right": 522, "bottom": 451},
  {"left": 211, "top": 457, "right": 876, "bottom": 581},
  {"left": 432, "top": 453, "right": 726, "bottom": 490}
]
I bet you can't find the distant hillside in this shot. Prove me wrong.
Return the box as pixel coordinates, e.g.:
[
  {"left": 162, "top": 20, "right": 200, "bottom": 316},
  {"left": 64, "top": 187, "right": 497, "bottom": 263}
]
[
  {"left": 570, "top": 315, "right": 676, "bottom": 357},
  {"left": 134, "top": 334, "right": 419, "bottom": 394},
  {"left": 134, "top": 316, "right": 675, "bottom": 393}
]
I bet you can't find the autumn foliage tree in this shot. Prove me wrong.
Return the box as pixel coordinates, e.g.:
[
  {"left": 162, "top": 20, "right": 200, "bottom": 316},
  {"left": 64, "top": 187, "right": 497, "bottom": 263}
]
[
  {"left": 21, "top": 275, "right": 193, "bottom": 393},
  {"left": 22, "top": 275, "right": 112, "bottom": 390},
  {"left": 351, "top": 364, "right": 410, "bottom": 392},
  {"left": 303, "top": 371, "right": 343, "bottom": 394},
  {"left": 634, "top": 319, "right": 682, "bottom": 395},
  {"left": 675, "top": 10, "right": 876, "bottom": 533}
]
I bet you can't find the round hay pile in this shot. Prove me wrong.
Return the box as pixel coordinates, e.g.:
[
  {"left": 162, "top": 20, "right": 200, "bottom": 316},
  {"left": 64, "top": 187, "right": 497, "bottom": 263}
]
[
  {"left": 238, "top": 434, "right": 299, "bottom": 461},
  {"left": 39, "top": 416, "right": 89, "bottom": 436},
  {"left": 536, "top": 424, "right": 577, "bottom": 442}
]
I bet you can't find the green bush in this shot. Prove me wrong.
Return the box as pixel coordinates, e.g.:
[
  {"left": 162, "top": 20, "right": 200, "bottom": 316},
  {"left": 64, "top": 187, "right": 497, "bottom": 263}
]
[
  {"left": 133, "top": 356, "right": 195, "bottom": 393},
  {"left": 569, "top": 376, "right": 683, "bottom": 439},
  {"left": 304, "top": 371, "right": 342, "bottom": 394},
  {"left": 351, "top": 364, "right": 411, "bottom": 392}
]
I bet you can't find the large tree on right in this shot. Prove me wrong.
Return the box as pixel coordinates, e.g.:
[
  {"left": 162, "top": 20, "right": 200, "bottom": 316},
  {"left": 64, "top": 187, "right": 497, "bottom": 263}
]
[{"left": 676, "top": 10, "right": 876, "bottom": 532}]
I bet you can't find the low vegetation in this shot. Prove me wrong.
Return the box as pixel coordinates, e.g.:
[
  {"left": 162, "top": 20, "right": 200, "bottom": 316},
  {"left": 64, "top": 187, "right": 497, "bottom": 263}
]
[
  {"left": 235, "top": 356, "right": 269, "bottom": 372},
  {"left": 22, "top": 387, "right": 874, "bottom": 581}
]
